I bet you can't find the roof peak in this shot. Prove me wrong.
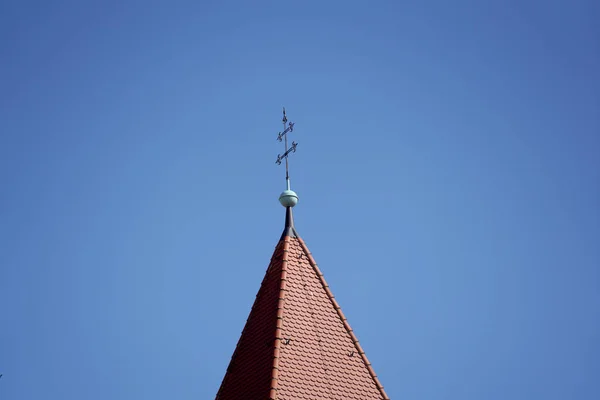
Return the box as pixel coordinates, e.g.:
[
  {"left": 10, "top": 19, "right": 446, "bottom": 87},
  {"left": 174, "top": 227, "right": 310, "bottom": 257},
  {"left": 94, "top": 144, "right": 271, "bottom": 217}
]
[
  {"left": 215, "top": 236, "right": 389, "bottom": 399},
  {"left": 280, "top": 206, "right": 298, "bottom": 240}
]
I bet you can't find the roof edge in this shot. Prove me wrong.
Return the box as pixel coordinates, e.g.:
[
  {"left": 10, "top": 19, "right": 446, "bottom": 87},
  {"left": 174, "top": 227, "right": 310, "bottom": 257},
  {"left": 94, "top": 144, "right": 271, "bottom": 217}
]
[
  {"left": 296, "top": 237, "right": 390, "bottom": 400},
  {"left": 269, "top": 236, "right": 291, "bottom": 399},
  {"left": 215, "top": 239, "right": 288, "bottom": 400}
]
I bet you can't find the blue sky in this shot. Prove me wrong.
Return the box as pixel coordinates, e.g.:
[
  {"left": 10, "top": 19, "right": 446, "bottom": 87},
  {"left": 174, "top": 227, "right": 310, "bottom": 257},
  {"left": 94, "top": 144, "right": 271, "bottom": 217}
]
[{"left": 1, "top": 0, "right": 599, "bottom": 398}]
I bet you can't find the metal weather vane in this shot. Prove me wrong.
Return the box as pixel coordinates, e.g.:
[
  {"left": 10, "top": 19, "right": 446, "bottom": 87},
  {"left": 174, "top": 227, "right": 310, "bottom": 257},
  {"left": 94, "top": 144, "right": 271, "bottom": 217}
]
[{"left": 275, "top": 107, "right": 298, "bottom": 190}]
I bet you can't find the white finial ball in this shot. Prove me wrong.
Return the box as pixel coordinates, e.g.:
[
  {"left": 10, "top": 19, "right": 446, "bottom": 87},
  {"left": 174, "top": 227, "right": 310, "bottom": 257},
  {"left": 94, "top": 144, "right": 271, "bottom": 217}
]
[{"left": 279, "top": 190, "right": 299, "bottom": 207}]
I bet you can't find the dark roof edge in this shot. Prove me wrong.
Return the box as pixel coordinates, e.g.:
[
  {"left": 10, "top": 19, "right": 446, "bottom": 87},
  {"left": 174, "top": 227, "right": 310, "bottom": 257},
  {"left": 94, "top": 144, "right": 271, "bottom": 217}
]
[{"left": 280, "top": 207, "right": 298, "bottom": 240}]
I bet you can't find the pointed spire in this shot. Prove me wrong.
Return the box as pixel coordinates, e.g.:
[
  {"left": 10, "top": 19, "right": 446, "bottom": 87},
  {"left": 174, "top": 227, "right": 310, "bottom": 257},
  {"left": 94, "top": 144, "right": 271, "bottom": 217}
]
[
  {"left": 280, "top": 206, "right": 297, "bottom": 240},
  {"left": 215, "top": 109, "right": 389, "bottom": 399},
  {"left": 215, "top": 236, "right": 390, "bottom": 400}
]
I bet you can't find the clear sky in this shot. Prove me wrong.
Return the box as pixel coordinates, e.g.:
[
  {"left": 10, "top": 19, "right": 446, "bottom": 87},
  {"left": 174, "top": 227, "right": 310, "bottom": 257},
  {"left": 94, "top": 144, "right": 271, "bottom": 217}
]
[{"left": 1, "top": 1, "right": 599, "bottom": 399}]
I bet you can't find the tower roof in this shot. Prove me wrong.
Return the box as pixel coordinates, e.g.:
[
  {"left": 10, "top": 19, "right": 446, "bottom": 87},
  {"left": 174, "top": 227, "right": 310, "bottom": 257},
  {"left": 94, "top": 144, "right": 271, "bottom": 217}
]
[{"left": 215, "top": 209, "right": 389, "bottom": 399}]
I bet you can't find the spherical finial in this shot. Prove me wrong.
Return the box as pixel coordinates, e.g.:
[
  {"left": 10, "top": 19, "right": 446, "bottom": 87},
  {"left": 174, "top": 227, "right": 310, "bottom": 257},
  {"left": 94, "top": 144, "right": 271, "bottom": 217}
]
[{"left": 279, "top": 189, "right": 299, "bottom": 208}]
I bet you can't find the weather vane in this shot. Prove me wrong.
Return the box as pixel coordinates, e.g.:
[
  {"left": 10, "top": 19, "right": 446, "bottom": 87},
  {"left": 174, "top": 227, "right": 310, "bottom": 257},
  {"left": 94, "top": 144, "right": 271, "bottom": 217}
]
[{"left": 275, "top": 107, "right": 298, "bottom": 191}]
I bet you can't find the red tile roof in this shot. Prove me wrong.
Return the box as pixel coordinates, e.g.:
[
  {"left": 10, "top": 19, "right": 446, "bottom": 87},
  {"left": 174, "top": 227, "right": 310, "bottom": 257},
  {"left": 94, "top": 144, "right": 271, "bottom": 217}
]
[{"left": 216, "top": 215, "right": 389, "bottom": 400}]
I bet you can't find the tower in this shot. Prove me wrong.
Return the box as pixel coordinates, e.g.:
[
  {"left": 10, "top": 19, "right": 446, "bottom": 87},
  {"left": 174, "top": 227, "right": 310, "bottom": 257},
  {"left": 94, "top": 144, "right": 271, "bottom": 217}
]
[{"left": 215, "top": 110, "right": 389, "bottom": 399}]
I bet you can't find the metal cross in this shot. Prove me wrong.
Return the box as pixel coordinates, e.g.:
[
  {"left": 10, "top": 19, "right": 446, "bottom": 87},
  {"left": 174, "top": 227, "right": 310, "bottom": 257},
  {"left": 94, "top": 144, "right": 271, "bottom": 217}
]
[{"left": 275, "top": 107, "right": 298, "bottom": 188}]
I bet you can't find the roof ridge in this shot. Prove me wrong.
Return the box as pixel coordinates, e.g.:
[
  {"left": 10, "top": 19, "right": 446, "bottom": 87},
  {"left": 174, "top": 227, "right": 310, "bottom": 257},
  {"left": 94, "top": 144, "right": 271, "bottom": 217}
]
[
  {"left": 268, "top": 236, "right": 290, "bottom": 399},
  {"left": 215, "top": 240, "right": 286, "bottom": 399},
  {"left": 296, "top": 237, "right": 390, "bottom": 400}
]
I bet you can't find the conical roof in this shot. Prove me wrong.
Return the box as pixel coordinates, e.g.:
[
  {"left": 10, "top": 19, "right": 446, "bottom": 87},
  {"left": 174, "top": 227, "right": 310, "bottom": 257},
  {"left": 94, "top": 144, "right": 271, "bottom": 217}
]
[{"left": 215, "top": 208, "right": 389, "bottom": 399}]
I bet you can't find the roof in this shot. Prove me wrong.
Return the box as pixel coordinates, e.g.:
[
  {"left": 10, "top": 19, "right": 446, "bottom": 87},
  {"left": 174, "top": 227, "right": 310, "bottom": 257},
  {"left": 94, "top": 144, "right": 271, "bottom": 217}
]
[{"left": 215, "top": 208, "right": 389, "bottom": 399}]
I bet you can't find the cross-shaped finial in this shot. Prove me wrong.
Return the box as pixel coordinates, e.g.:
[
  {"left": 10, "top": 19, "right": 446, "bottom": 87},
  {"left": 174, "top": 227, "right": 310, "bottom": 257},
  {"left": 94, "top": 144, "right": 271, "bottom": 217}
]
[{"left": 276, "top": 107, "right": 298, "bottom": 190}]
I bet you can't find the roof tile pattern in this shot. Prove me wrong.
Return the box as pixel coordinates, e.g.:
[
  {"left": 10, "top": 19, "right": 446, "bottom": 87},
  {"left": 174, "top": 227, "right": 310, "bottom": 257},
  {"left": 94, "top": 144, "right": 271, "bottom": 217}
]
[
  {"left": 215, "top": 241, "right": 286, "bottom": 399},
  {"left": 216, "top": 235, "right": 388, "bottom": 400}
]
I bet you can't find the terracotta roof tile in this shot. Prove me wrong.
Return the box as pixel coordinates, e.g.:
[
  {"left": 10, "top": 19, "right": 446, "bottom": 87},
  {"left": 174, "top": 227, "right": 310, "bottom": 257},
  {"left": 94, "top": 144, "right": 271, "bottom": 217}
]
[{"left": 216, "top": 225, "right": 389, "bottom": 399}]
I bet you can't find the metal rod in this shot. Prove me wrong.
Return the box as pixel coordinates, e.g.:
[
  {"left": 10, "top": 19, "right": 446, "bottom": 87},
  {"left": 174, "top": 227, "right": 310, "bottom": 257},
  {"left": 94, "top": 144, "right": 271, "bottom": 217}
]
[
  {"left": 283, "top": 108, "right": 289, "bottom": 186},
  {"left": 275, "top": 107, "right": 298, "bottom": 191}
]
